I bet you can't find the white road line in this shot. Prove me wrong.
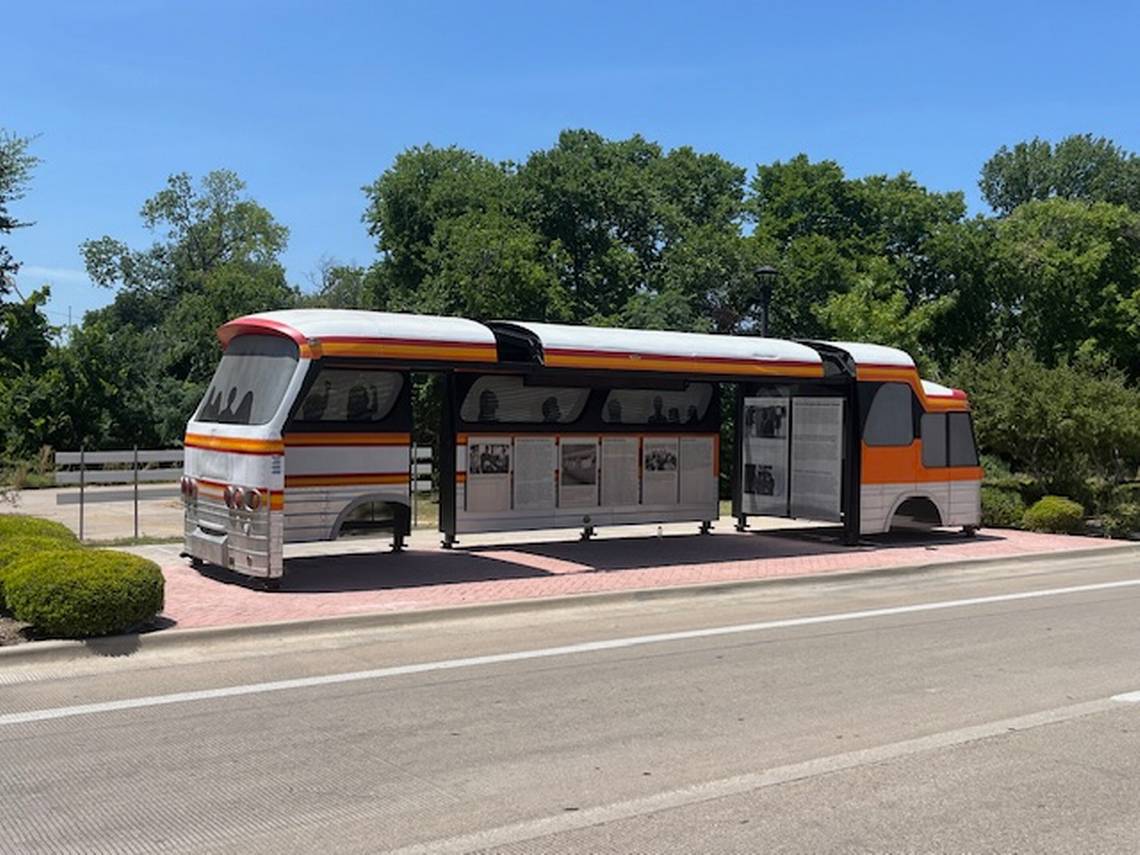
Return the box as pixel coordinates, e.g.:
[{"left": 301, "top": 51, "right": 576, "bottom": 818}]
[
  {"left": 383, "top": 696, "right": 1130, "bottom": 855},
  {"left": 2, "top": 577, "right": 1138, "bottom": 728}
]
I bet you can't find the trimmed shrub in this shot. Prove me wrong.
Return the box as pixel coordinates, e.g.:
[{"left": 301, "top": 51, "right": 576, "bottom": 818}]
[
  {"left": 0, "top": 514, "right": 78, "bottom": 545},
  {"left": 981, "top": 486, "right": 1026, "bottom": 529},
  {"left": 1022, "top": 496, "right": 1085, "bottom": 534},
  {"left": 6, "top": 549, "right": 164, "bottom": 638},
  {"left": 0, "top": 536, "right": 82, "bottom": 611}
]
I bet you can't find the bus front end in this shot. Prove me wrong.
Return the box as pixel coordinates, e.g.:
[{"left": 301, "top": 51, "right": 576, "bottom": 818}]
[{"left": 181, "top": 332, "right": 304, "bottom": 583}]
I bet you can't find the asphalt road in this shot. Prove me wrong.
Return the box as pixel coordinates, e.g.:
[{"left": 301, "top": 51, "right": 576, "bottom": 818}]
[{"left": 2, "top": 547, "right": 1139, "bottom": 853}]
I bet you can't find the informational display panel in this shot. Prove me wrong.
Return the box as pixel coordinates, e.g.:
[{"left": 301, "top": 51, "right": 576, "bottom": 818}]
[
  {"left": 642, "top": 437, "right": 680, "bottom": 505},
  {"left": 741, "top": 396, "right": 790, "bottom": 515},
  {"left": 679, "top": 436, "right": 717, "bottom": 506},
  {"left": 790, "top": 398, "right": 844, "bottom": 521},
  {"left": 513, "top": 437, "right": 556, "bottom": 510},
  {"left": 559, "top": 439, "right": 600, "bottom": 507},
  {"left": 467, "top": 436, "right": 512, "bottom": 513},
  {"left": 601, "top": 436, "right": 640, "bottom": 506},
  {"left": 456, "top": 432, "right": 719, "bottom": 534}
]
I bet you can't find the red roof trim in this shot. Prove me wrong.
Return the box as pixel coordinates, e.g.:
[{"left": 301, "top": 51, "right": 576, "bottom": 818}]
[{"left": 218, "top": 316, "right": 308, "bottom": 349}]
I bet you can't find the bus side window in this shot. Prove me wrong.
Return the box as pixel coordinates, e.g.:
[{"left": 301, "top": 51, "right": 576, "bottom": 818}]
[
  {"left": 921, "top": 413, "right": 948, "bottom": 467},
  {"left": 948, "top": 412, "right": 979, "bottom": 466},
  {"left": 294, "top": 369, "right": 403, "bottom": 424},
  {"left": 863, "top": 383, "right": 915, "bottom": 446}
]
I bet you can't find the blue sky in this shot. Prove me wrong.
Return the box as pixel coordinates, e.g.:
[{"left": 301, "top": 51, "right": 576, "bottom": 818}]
[{"left": 6, "top": 0, "right": 1139, "bottom": 326}]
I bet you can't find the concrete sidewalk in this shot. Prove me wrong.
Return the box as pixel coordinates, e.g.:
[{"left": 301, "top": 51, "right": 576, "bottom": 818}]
[{"left": 125, "top": 518, "right": 1133, "bottom": 632}]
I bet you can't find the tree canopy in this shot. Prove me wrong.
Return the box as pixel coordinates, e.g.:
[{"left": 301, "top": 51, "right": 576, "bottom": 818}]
[{"left": 1, "top": 128, "right": 1138, "bottom": 506}]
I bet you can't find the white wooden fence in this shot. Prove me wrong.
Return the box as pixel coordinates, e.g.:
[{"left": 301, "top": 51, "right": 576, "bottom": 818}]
[{"left": 54, "top": 444, "right": 436, "bottom": 540}]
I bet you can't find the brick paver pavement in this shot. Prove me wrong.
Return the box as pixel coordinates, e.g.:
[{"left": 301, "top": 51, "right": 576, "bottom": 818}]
[{"left": 127, "top": 519, "right": 1129, "bottom": 631}]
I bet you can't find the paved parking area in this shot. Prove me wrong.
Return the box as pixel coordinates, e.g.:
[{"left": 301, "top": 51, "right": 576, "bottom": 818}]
[{"left": 125, "top": 519, "right": 1129, "bottom": 631}]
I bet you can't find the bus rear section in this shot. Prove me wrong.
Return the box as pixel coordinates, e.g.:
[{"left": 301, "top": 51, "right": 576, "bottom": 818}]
[{"left": 857, "top": 367, "right": 983, "bottom": 535}]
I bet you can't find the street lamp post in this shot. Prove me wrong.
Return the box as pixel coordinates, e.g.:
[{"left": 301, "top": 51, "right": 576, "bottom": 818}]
[{"left": 754, "top": 265, "right": 778, "bottom": 337}]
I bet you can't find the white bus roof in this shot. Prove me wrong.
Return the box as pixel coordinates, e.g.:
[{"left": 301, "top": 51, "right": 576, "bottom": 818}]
[
  {"left": 491, "top": 321, "right": 824, "bottom": 377},
  {"left": 920, "top": 379, "right": 966, "bottom": 400},
  {"left": 821, "top": 341, "right": 916, "bottom": 368},
  {"left": 219, "top": 309, "right": 498, "bottom": 362}
]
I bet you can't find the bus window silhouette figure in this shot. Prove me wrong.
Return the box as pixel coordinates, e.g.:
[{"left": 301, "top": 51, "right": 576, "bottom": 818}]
[
  {"left": 478, "top": 389, "right": 499, "bottom": 422},
  {"left": 541, "top": 396, "right": 561, "bottom": 423}
]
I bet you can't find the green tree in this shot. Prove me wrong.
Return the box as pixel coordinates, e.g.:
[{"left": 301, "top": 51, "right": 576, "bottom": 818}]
[
  {"left": 980, "top": 134, "right": 1140, "bottom": 215},
  {"left": 989, "top": 198, "right": 1140, "bottom": 377},
  {"left": 61, "top": 171, "right": 297, "bottom": 448},
  {"left": 0, "top": 287, "right": 54, "bottom": 377},
  {"left": 0, "top": 130, "right": 39, "bottom": 295},
  {"left": 82, "top": 170, "right": 289, "bottom": 297},
  {"left": 952, "top": 349, "right": 1140, "bottom": 495},
  {"left": 418, "top": 210, "right": 569, "bottom": 321},
  {"left": 362, "top": 145, "right": 512, "bottom": 307},
  {"left": 749, "top": 155, "right": 969, "bottom": 347}
]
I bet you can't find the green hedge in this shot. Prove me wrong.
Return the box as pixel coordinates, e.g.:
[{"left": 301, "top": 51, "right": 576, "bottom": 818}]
[
  {"left": 1102, "top": 502, "right": 1140, "bottom": 539},
  {"left": 6, "top": 549, "right": 164, "bottom": 638},
  {"left": 0, "top": 535, "right": 82, "bottom": 611},
  {"left": 0, "top": 514, "right": 78, "bottom": 544},
  {"left": 1023, "top": 496, "right": 1085, "bottom": 534},
  {"left": 981, "top": 486, "right": 1026, "bottom": 529}
]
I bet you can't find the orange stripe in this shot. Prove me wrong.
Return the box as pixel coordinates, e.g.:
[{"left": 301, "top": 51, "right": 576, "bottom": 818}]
[
  {"left": 856, "top": 366, "right": 971, "bottom": 413},
  {"left": 192, "top": 480, "right": 285, "bottom": 509},
  {"left": 184, "top": 434, "right": 284, "bottom": 455},
  {"left": 457, "top": 431, "right": 722, "bottom": 440},
  {"left": 284, "top": 432, "right": 412, "bottom": 447},
  {"left": 284, "top": 472, "right": 410, "bottom": 488},
  {"left": 545, "top": 351, "right": 824, "bottom": 377},
  {"left": 861, "top": 442, "right": 983, "bottom": 485},
  {"left": 318, "top": 341, "right": 497, "bottom": 362}
]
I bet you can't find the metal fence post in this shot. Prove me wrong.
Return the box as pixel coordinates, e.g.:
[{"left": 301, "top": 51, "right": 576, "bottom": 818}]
[
  {"left": 78, "top": 445, "right": 85, "bottom": 543},
  {"left": 133, "top": 444, "right": 140, "bottom": 541}
]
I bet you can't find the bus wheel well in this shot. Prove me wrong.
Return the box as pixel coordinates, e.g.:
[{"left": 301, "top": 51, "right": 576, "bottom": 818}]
[
  {"left": 332, "top": 496, "right": 411, "bottom": 539},
  {"left": 890, "top": 496, "right": 943, "bottom": 530}
]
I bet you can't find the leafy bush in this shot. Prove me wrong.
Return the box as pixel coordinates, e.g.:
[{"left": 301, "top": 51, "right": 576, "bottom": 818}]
[
  {"left": 6, "top": 549, "right": 164, "bottom": 638},
  {"left": 952, "top": 350, "right": 1140, "bottom": 497},
  {"left": 1101, "top": 503, "right": 1140, "bottom": 539},
  {"left": 0, "top": 514, "right": 78, "bottom": 544},
  {"left": 981, "top": 486, "right": 1026, "bottom": 529},
  {"left": 1022, "top": 496, "right": 1085, "bottom": 534},
  {"left": 0, "top": 535, "right": 81, "bottom": 611}
]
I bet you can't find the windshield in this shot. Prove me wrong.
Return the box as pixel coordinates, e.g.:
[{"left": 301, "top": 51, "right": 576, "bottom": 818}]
[{"left": 195, "top": 335, "right": 300, "bottom": 425}]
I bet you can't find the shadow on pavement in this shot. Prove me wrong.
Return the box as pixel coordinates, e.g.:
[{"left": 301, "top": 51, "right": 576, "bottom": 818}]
[
  {"left": 462, "top": 526, "right": 999, "bottom": 573},
  {"left": 196, "top": 549, "right": 555, "bottom": 593},
  {"left": 191, "top": 527, "right": 1000, "bottom": 594}
]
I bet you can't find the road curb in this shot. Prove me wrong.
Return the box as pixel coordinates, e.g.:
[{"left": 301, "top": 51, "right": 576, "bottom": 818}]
[{"left": 2, "top": 541, "right": 1137, "bottom": 668}]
